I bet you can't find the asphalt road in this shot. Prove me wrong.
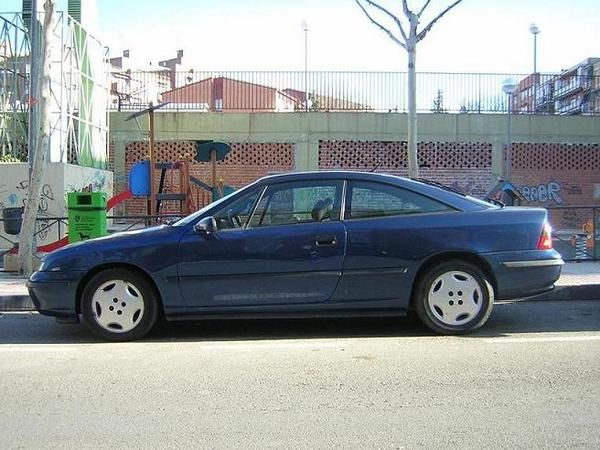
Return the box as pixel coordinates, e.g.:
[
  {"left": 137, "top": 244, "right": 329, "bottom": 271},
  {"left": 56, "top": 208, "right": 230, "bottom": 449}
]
[{"left": 1, "top": 300, "right": 599, "bottom": 449}]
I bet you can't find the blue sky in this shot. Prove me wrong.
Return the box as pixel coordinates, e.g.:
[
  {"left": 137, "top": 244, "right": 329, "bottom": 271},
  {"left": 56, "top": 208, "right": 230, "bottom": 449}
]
[{"left": 3, "top": 0, "right": 599, "bottom": 73}]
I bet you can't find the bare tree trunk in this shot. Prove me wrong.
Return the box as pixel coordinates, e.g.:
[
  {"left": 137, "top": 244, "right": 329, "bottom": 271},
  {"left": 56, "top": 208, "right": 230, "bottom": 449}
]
[
  {"left": 18, "top": 0, "right": 55, "bottom": 276},
  {"left": 406, "top": 13, "right": 419, "bottom": 178},
  {"left": 406, "top": 13, "right": 419, "bottom": 179}
]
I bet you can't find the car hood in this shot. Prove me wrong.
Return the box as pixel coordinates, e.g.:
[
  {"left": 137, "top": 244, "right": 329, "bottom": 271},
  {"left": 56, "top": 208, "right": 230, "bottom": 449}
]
[{"left": 38, "top": 225, "right": 183, "bottom": 272}]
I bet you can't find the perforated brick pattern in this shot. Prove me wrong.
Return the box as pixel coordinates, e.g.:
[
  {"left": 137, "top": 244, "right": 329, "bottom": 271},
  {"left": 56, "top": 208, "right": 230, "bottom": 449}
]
[
  {"left": 318, "top": 140, "right": 493, "bottom": 196},
  {"left": 318, "top": 140, "right": 491, "bottom": 171},
  {"left": 511, "top": 143, "right": 600, "bottom": 171}
]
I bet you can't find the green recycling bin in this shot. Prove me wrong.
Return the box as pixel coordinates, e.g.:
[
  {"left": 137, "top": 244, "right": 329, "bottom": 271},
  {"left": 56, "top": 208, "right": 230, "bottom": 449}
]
[{"left": 67, "top": 192, "right": 107, "bottom": 243}]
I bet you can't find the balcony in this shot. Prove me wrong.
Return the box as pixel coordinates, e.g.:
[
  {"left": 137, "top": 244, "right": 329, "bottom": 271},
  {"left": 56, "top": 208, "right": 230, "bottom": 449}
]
[
  {"left": 554, "top": 76, "right": 592, "bottom": 98},
  {"left": 555, "top": 95, "right": 583, "bottom": 114}
]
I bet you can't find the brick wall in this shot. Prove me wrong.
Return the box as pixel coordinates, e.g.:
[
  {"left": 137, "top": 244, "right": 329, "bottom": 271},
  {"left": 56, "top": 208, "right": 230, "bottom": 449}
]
[
  {"left": 511, "top": 142, "right": 600, "bottom": 206},
  {"left": 510, "top": 142, "right": 600, "bottom": 233},
  {"left": 318, "top": 140, "right": 493, "bottom": 197},
  {"left": 123, "top": 141, "right": 294, "bottom": 216}
]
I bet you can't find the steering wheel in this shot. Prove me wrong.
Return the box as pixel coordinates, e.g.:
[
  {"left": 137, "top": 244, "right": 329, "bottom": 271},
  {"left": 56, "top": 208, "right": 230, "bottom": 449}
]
[{"left": 227, "top": 209, "right": 242, "bottom": 228}]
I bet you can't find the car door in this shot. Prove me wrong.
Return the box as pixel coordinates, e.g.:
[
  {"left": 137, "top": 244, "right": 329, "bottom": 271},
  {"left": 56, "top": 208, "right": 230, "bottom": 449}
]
[
  {"left": 177, "top": 180, "right": 346, "bottom": 309},
  {"left": 332, "top": 180, "right": 455, "bottom": 304}
]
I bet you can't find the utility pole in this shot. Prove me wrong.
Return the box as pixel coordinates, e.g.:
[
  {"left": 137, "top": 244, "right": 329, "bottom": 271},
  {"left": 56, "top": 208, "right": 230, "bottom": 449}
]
[{"left": 301, "top": 19, "right": 309, "bottom": 111}]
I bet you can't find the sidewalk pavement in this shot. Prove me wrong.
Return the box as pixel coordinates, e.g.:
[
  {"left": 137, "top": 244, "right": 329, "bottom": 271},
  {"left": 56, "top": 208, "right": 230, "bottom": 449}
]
[{"left": 1, "top": 261, "right": 599, "bottom": 312}]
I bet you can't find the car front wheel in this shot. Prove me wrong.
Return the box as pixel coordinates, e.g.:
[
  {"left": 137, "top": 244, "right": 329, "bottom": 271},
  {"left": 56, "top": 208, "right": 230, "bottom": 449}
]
[
  {"left": 81, "top": 268, "right": 159, "bottom": 341},
  {"left": 415, "top": 260, "right": 494, "bottom": 335}
]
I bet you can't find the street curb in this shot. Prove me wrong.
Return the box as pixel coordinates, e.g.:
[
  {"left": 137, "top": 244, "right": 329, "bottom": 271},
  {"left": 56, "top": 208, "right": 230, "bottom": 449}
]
[
  {"left": 521, "top": 284, "right": 600, "bottom": 301},
  {"left": 0, "top": 295, "right": 35, "bottom": 312}
]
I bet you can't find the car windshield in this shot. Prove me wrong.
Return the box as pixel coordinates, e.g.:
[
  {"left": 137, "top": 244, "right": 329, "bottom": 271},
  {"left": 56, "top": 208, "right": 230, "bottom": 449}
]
[{"left": 171, "top": 188, "right": 243, "bottom": 227}]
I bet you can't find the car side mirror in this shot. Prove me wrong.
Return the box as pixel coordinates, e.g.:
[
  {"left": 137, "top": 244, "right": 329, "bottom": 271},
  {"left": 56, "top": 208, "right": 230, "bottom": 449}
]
[{"left": 194, "top": 216, "right": 217, "bottom": 234}]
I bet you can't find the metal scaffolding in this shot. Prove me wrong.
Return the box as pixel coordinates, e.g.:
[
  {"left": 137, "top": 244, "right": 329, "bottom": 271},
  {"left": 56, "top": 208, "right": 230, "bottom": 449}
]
[
  {"left": 0, "top": 13, "right": 30, "bottom": 160},
  {"left": 0, "top": 10, "right": 109, "bottom": 168}
]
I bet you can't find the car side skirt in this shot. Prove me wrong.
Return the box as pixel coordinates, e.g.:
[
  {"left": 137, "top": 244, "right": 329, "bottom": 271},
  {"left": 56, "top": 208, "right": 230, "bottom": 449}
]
[{"left": 164, "top": 307, "right": 409, "bottom": 321}]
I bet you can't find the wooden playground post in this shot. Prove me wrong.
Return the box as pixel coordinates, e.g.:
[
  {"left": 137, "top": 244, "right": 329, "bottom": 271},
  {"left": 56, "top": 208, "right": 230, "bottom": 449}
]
[{"left": 148, "top": 107, "right": 156, "bottom": 217}]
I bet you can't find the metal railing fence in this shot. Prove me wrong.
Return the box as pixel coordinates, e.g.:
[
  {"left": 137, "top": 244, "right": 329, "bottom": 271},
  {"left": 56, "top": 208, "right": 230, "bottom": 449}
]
[
  {"left": 547, "top": 206, "right": 600, "bottom": 261},
  {"left": 109, "top": 70, "right": 600, "bottom": 115}
]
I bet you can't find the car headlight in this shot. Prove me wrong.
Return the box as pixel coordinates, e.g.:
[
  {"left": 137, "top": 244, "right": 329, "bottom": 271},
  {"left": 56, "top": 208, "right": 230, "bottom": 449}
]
[{"left": 38, "top": 258, "right": 61, "bottom": 272}]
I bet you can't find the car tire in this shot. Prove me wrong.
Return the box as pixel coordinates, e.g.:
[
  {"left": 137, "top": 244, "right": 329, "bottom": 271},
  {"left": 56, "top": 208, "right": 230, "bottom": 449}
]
[
  {"left": 414, "top": 260, "right": 494, "bottom": 335},
  {"left": 81, "top": 268, "right": 159, "bottom": 341}
]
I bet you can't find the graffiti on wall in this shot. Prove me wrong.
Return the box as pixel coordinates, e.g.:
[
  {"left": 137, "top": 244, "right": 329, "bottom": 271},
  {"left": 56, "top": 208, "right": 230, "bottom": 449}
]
[
  {"left": 520, "top": 181, "right": 562, "bottom": 204},
  {"left": 65, "top": 170, "right": 111, "bottom": 195},
  {"left": 13, "top": 180, "right": 55, "bottom": 213},
  {"left": 1, "top": 166, "right": 113, "bottom": 248},
  {"left": 1, "top": 179, "right": 58, "bottom": 243}
]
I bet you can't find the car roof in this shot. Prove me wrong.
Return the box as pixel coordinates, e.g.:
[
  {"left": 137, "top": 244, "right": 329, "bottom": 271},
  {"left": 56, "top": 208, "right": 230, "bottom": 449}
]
[
  {"left": 258, "top": 170, "right": 400, "bottom": 183},
  {"left": 254, "top": 171, "right": 489, "bottom": 211}
]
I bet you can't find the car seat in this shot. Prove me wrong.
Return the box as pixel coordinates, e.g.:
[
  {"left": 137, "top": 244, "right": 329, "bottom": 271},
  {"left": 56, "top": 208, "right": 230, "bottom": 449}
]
[{"left": 311, "top": 198, "right": 334, "bottom": 221}]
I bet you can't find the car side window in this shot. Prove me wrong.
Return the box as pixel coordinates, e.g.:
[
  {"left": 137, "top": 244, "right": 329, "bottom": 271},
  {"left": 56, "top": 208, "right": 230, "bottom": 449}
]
[
  {"left": 346, "top": 181, "right": 452, "bottom": 220},
  {"left": 213, "top": 189, "right": 260, "bottom": 230},
  {"left": 249, "top": 181, "right": 342, "bottom": 228}
]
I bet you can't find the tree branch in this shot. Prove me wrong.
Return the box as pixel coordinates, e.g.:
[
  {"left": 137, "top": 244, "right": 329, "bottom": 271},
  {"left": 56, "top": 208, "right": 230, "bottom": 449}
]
[
  {"left": 402, "top": 0, "right": 411, "bottom": 18},
  {"left": 417, "top": 0, "right": 432, "bottom": 18},
  {"left": 364, "top": 0, "right": 408, "bottom": 42},
  {"left": 355, "top": 0, "right": 407, "bottom": 49},
  {"left": 417, "top": 0, "right": 463, "bottom": 42}
]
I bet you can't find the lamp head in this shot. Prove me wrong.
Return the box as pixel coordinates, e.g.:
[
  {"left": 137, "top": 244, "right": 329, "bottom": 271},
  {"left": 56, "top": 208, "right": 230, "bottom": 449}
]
[
  {"left": 529, "top": 23, "right": 540, "bottom": 35},
  {"left": 502, "top": 78, "right": 518, "bottom": 95}
]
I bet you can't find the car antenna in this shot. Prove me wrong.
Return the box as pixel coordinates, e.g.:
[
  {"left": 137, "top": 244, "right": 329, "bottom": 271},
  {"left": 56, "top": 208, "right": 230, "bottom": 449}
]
[
  {"left": 370, "top": 155, "right": 385, "bottom": 172},
  {"left": 369, "top": 162, "right": 382, "bottom": 172}
]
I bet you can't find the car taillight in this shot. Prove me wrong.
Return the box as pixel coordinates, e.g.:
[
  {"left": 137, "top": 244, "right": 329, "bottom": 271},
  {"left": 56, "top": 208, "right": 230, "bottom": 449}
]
[{"left": 537, "top": 222, "right": 553, "bottom": 250}]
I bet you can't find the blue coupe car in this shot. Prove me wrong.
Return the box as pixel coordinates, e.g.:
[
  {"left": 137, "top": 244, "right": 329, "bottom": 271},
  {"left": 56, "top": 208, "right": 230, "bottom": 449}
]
[{"left": 28, "top": 171, "right": 563, "bottom": 341}]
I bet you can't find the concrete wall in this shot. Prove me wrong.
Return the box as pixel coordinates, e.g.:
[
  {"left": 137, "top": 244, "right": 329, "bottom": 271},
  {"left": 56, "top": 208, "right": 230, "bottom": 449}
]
[
  {"left": 0, "top": 163, "right": 113, "bottom": 249},
  {"left": 110, "top": 112, "right": 600, "bottom": 180}
]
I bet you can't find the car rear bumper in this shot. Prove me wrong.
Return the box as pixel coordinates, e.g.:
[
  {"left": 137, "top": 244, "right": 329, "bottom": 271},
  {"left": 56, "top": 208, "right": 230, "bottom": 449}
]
[
  {"left": 27, "top": 270, "right": 82, "bottom": 318},
  {"left": 483, "top": 250, "right": 564, "bottom": 300}
]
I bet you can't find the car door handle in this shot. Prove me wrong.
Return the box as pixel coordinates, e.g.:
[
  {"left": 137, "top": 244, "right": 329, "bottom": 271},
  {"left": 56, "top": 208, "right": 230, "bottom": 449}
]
[{"left": 315, "top": 235, "right": 337, "bottom": 246}]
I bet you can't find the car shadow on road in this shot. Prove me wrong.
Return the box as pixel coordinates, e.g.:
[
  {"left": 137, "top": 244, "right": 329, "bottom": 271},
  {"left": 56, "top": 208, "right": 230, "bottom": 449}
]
[{"left": 1, "top": 300, "right": 599, "bottom": 344}]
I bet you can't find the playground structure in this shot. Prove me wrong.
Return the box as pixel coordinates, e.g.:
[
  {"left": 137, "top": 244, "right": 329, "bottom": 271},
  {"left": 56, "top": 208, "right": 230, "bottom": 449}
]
[
  {"left": 126, "top": 104, "right": 233, "bottom": 217},
  {"left": 128, "top": 140, "right": 234, "bottom": 217}
]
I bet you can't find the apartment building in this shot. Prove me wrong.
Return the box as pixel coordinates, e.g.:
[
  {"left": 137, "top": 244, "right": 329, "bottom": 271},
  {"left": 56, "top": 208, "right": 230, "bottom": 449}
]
[{"left": 514, "top": 57, "right": 600, "bottom": 115}]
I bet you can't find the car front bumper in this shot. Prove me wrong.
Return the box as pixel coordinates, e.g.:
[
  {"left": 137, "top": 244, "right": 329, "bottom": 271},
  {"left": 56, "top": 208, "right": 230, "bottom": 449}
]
[{"left": 27, "top": 270, "right": 84, "bottom": 318}]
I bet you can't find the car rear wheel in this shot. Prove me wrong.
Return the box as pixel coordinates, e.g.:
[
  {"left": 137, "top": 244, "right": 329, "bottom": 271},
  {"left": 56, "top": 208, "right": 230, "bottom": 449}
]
[
  {"left": 415, "top": 260, "right": 494, "bottom": 335},
  {"left": 81, "top": 269, "right": 159, "bottom": 341}
]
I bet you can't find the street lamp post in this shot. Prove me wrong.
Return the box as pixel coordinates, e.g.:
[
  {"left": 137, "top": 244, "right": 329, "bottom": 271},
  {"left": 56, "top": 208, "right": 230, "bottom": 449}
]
[
  {"left": 529, "top": 23, "right": 540, "bottom": 114},
  {"left": 301, "top": 19, "right": 309, "bottom": 111},
  {"left": 502, "top": 78, "right": 518, "bottom": 181},
  {"left": 529, "top": 23, "right": 540, "bottom": 74}
]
